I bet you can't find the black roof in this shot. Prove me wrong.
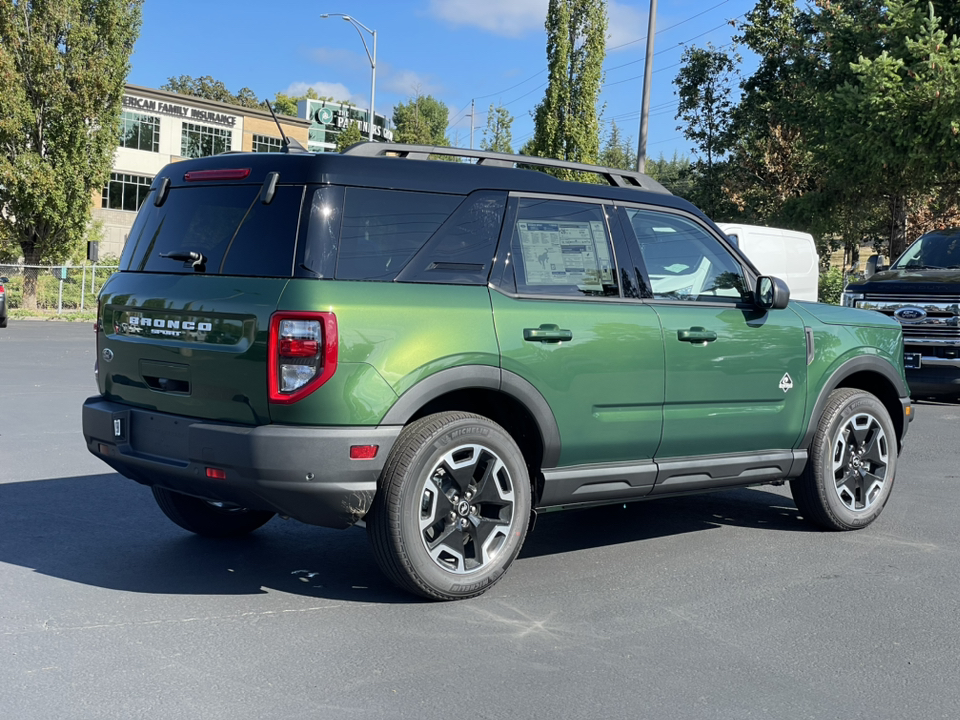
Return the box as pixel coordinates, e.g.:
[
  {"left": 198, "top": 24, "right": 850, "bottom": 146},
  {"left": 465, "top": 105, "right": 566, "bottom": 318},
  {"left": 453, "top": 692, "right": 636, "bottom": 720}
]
[{"left": 156, "top": 143, "right": 703, "bottom": 218}]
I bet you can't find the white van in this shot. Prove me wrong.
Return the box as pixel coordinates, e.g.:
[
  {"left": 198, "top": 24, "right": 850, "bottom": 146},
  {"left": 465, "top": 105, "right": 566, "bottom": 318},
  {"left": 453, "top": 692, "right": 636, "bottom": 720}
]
[{"left": 716, "top": 223, "right": 820, "bottom": 302}]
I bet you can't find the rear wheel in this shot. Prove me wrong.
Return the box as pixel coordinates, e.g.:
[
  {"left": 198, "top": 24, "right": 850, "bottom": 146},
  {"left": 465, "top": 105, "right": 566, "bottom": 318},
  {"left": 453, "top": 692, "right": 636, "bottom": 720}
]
[
  {"left": 790, "top": 388, "right": 897, "bottom": 531},
  {"left": 367, "top": 412, "right": 532, "bottom": 601},
  {"left": 152, "top": 486, "right": 275, "bottom": 538}
]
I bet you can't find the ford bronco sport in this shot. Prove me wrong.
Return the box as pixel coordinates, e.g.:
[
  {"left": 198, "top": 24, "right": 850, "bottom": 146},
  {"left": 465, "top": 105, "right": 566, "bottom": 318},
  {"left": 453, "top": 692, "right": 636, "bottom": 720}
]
[{"left": 82, "top": 143, "right": 912, "bottom": 600}]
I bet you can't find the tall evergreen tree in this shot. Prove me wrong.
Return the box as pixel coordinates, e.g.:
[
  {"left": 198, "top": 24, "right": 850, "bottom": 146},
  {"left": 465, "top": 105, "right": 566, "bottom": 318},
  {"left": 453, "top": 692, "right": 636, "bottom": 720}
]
[
  {"left": 599, "top": 120, "right": 636, "bottom": 170},
  {"left": 530, "top": 0, "right": 607, "bottom": 179},
  {"left": 0, "top": 0, "right": 144, "bottom": 309}
]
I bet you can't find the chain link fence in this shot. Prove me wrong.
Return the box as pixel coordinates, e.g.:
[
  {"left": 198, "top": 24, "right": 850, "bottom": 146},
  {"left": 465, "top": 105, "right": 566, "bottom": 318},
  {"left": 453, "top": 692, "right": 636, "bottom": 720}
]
[{"left": 0, "top": 264, "right": 119, "bottom": 314}]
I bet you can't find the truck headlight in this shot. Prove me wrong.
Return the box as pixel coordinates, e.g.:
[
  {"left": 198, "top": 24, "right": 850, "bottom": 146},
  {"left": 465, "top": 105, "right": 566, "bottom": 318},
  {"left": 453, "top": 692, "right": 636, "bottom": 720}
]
[{"left": 842, "top": 292, "right": 865, "bottom": 308}]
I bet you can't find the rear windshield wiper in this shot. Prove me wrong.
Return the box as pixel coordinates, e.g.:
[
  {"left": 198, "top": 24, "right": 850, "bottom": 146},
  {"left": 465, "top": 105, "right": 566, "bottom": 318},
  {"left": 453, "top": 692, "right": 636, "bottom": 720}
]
[{"left": 160, "top": 250, "right": 206, "bottom": 271}]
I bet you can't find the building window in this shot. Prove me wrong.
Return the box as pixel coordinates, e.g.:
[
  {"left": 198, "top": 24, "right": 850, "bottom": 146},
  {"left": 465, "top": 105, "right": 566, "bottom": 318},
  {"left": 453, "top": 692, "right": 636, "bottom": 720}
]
[
  {"left": 252, "top": 134, "right": 283, "bottom": 153},
  {"left": 102, "top": 172, "right": 154, "bottom": 212},
  {"left": 120, "top": 111, "right": 159, "bottom": 152},
  {"left": 181, "top": 122, "right": 232, "bottom": 158}
]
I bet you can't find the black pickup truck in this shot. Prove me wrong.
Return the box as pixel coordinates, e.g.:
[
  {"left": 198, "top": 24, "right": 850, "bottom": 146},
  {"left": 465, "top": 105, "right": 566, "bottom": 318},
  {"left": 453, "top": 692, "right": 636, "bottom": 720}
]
[{"left": 843, "top": 228, "right": 960, "bottom": 398}]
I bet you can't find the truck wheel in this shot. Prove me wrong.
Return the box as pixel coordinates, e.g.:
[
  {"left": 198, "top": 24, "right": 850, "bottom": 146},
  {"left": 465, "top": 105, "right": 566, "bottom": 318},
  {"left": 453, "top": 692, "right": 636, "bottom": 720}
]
[
  {"left": 367, "top": 412, "right": 532, "bottom": 601},
  {"left": 152, "top": 486, "right": 275, "bottom": 538},
  {"left": 790, "top": 388, "right": 897, "bottom": 531}
]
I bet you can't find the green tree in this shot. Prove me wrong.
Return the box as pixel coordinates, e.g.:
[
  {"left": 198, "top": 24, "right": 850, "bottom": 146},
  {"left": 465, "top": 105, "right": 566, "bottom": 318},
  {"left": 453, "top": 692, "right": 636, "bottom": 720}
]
[
  {"left": 336, "top": 120, "right": 365, "bottom": 152},
  {"left": 645, "top": 151, "right": 694, "bottom": 197},
  {"left": 599, "top": 120, "right": 635, "bottom": 170},
  {"left": 674, "top": 42, "right": 739, "bottom": 217},
  {"left": 272, "top": 87, "right": 334, "bottom": 116},
  {"left": 726, "top": 0, "right": 818, "bottom": 226},
  {"left": 481, "top": 103, "right": 513, "bottom": 153},
  {"left": 815, "top": 0, "right": 960, "bottom": 259},
  {"left": 0, "top": 0, "right": 143, "bottom": 309},
  {"left": 272, "top": 92, "right": 299, "bottom": 116},
  {"left": 162, "top": 75, "right": 262, "bottom": 109},
  {"left": 393, "top": 93, "right": 450, "bottom": 146},
  {"left": 730, "top": 0, "right": 960, "bottom": 258},
  {"left": 530, "top": 0, "right": 607, "bottom": 178}
]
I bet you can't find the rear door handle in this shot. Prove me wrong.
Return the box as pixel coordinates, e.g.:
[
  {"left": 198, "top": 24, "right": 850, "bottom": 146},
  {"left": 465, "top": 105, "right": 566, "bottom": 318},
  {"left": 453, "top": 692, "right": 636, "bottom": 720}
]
[
  {"left": 677, "top": 327, "right": 717, "bottom": 344},
  {"left": 523, "top": 324, "right": 573, "bottom": 343}
]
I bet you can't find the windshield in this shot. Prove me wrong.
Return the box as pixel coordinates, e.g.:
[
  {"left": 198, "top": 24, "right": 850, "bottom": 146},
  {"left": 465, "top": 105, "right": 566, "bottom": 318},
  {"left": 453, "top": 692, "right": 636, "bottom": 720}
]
[{"left": 892, "top": 230, "right": 960, "bottom": 269}]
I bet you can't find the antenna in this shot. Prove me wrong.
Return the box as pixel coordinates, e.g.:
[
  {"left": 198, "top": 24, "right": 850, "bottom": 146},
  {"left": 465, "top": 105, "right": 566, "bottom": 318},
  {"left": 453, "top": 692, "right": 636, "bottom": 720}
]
[{"left": 264, "top": 101, "right": 307, "bottom": 153}]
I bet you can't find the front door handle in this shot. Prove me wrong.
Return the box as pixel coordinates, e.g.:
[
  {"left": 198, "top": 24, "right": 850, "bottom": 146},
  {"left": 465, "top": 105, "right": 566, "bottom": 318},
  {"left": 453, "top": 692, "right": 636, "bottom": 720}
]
[
  {"left": 523, "top": 324, "right": 574, "bottom": 343},
  {"left": 677, "top": 327, "right": 717, "bottom": 344}
]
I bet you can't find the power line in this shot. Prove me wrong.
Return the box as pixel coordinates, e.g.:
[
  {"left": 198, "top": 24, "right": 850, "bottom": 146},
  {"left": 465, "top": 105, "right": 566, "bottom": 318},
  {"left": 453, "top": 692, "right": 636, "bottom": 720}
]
[
  {"left": 474, "top": 68, "right": 546, "bottom": 102},
  {"left": 469, "top": 0, "right": 736, "bottom": 114},
  {"left": 605, "top": 0, "right": 733, "bottom": 57}
]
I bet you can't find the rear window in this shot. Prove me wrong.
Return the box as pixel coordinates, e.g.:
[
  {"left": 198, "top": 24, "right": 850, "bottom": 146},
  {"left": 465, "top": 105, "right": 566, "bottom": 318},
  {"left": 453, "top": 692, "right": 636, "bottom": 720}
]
[{"left": 120, "top": 184, "right": 305, "bottom": 277}]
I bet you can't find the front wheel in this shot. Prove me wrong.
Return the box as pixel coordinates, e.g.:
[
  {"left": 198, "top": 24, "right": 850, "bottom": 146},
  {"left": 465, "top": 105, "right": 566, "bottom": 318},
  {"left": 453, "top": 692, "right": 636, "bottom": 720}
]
[
  {"left": 152, "top": 486, "right": 275, "bottom": 538},
  {"left": 790, "top": 388, "right": 897, "bottom": 531},
  {"left": 367, "top": 412, "right": 532, "bottom": 601}
]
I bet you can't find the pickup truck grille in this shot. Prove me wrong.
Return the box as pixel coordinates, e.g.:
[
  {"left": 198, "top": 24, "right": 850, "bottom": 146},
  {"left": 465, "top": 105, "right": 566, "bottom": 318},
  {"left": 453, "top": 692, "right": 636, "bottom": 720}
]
[{"left": 858, "top": 295, "right": 960, "bottom": 341}]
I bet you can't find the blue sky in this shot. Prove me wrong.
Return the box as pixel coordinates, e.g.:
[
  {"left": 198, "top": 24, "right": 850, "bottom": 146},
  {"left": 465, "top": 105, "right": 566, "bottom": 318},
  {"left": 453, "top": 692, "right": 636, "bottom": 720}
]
[{"left": 129, "top": 0, "right": 758, "bottom": 162}]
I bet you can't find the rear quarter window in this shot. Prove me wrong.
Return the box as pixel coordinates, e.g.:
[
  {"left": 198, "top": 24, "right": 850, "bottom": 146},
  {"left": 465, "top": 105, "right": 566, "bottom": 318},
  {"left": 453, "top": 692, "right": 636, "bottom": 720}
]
[{"left": 335, "top": 188, "right": 462, "bottom": 281}]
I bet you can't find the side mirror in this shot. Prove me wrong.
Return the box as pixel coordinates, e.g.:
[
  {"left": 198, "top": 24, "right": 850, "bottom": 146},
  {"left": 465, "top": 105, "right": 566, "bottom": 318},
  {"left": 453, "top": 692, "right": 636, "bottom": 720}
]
[
  {"left": 0, "top": 276, "right": 7, "bottom": 283},
  {"left": 864, "top": 254, "right": 885, "bottom": 279},
  {"left": 756, "top": 276, "right": 790, "bottom": 310}
]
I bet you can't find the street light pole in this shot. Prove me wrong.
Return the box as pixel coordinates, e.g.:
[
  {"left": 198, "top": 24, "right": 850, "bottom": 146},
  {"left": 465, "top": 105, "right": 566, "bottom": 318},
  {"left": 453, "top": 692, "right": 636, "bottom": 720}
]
[{"left": 320, "top": 13, "right": 377, "bottom": 141}]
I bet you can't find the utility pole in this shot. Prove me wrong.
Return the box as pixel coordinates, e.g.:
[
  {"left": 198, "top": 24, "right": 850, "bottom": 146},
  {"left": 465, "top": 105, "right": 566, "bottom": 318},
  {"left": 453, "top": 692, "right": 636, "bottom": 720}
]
[
  {"left": 636, "top": 0, "right": 657, "bottom": 173},
  {"left": 469, "top": 99, "right": 475, "bottom": 149}
]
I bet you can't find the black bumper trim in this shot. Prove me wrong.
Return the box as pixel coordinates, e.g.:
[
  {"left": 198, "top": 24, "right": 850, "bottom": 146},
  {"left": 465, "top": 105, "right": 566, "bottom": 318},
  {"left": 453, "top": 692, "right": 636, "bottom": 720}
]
[{"left": 82, "top": 397, "right": 401, "bottom": 529}]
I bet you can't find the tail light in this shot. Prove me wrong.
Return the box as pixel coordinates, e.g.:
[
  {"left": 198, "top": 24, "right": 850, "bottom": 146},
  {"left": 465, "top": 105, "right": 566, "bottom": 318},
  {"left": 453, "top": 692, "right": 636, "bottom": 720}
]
[{"left": 268, "top": 312, "right": 338, "bottom": 404}]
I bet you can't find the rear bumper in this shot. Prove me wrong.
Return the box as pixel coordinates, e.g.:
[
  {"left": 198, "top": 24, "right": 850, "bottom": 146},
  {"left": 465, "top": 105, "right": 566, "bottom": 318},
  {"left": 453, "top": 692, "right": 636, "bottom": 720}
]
[{"left": 82, "top": 397, "right": 401, "bottom": 529}]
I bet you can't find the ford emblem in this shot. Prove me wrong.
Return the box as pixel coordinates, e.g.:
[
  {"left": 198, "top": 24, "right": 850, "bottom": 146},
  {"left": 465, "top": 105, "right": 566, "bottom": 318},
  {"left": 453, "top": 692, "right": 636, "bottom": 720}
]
[{"left": 893, "top": 306, "right": 927, "bottom": 323}]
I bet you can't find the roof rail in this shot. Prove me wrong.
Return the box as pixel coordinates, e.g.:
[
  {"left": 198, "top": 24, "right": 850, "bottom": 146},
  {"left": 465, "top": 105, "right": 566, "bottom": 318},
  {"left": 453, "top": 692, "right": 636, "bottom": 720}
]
[{"left": 342, "top": 142, "right": 671, "bottom": 195}]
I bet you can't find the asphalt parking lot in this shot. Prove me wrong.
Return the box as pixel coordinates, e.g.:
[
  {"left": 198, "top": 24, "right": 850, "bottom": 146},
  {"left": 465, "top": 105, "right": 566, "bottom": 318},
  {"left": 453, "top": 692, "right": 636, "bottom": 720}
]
[{"left": 2, "top": 319, "right": 959, "bottom": 719}]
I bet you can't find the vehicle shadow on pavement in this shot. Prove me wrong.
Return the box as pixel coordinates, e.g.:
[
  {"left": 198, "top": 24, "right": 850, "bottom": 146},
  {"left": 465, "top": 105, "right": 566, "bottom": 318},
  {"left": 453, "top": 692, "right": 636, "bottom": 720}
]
[
  {"left": 0, "top": 474, "right": 811, "bottom": 602},
  {"left": 520, "top": 486, "right": 813, "bottom": 559},
  {"left": 0, "top": 473, "right": 411, "bottom": 603}
]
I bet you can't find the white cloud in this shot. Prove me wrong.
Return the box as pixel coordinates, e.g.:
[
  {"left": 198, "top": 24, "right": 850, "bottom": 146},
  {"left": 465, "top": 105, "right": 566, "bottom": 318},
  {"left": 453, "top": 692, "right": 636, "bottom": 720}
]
[
  {"left": 428, "top": 0, "right": 548, "bottom": 38},
  {"left": 381, "top": 68, "right": 443, "bottom": 98},
  {"left": 607, "top": 1, "right": 648, "bottom": 51},
  {"left": 429, "top": 0, "right": 646, "bottom": 50},
  {"left": 283, "top": 81, "right": 367, "bottom": 106}
]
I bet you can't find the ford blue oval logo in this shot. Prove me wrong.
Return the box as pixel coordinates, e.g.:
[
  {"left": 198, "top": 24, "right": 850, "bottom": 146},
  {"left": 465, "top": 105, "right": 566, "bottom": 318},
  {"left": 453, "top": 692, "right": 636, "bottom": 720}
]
[{"left": 894, "top": 307, "right": 927, "bottom": 323}]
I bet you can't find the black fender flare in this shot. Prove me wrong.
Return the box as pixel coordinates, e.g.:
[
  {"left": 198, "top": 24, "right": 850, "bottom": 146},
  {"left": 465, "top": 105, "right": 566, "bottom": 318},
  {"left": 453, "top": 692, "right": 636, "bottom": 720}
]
[
  {"left": 380, "top": 365, "right": 562, "bottom": 468},
  {"left": 802, "top": 355, "right": 909, "bottom": 449}
]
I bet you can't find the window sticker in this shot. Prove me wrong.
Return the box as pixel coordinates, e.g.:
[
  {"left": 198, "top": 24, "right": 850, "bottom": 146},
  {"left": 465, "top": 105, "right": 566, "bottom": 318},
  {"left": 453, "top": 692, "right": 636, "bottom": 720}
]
[{"left": 517, "top": 220, "right": 612, "bottom": 290}]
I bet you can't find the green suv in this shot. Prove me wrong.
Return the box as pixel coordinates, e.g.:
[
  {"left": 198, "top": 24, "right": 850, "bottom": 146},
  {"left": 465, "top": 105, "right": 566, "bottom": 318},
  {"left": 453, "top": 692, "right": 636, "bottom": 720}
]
[{"left": 82, "top": 143, "right": 912, "bottom": 600}]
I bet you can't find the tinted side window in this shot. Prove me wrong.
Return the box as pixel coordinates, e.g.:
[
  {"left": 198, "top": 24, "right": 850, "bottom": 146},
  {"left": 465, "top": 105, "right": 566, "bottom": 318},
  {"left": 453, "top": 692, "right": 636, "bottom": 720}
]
[
  {"left": 511, "top": 198, "right": 619, "bottom": 298},
  {"left": 396, "top": 191, "right": 507, "bottom": 285},
  {"left": 122, "top": 184, "right": 304, "bottom": 277},
  {"left": 624, "top": 208, "right": 748, "bottom": 303},
  {"left": 336, "top": 188, "right": 462, "bottom": 281}
]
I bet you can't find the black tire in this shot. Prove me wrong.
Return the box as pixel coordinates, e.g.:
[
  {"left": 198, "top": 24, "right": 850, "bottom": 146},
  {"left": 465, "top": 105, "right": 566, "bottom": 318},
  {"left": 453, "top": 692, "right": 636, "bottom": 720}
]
[
  {"left": 790, "top": 388, "right": 897, "bottom": 531},
  {"left": 152, "top": 486, "right": 275, "bottom": 538},
  {"left": 367, "top": 412, "right": 532, "bottom": 601}
]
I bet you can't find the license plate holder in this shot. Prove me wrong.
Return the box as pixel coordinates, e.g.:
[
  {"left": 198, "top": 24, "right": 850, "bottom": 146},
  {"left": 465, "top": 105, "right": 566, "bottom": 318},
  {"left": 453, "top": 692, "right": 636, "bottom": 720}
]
[{"left": 904, "top": 353, "right": 922, "bottom": 370}]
